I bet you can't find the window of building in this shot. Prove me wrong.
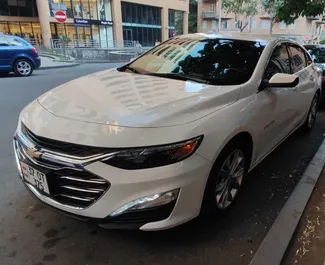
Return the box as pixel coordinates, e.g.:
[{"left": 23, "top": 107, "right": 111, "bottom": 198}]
[
  {"left": 264, "top": 43, "right": 291, "bottom": 80},
  {"left": 279, "top": 21, "right": 286, "bottom": 29},
  {"left": 212, "top": 20, "right": 217, "bottom": 30},
  {"left": 223, "top": 20, "right": 229, "bottom": 30},
  {"left": 8, "top": 22, "right": 21, "bottom": 35},
  {"left": 1, "top": 0, "right": 38, "bottom": 17},
  {"left": 49, "top": 0, "right": 73, "bottom": 18},
  {"left": 121, "top": 2, "right": 162, "bottom": 46},
  {"left": 210, "top": 4, "right": 216, "bottom": 11},
  {"left": 288, "top": 44, "right": 307, "bottom": 73},
  {"left": 0, "top": 22, "right": 10, "bottom": 34},
  {"left": 288, "top": 23, "right": 295, "bottom": 29},
  {"left": 202, "top": 20, "right": 207, "bottom": 29},
  {"left": 261, "top": 19, "right": 271, "bottom": 29},
  {"left": 250, "top": 18, "right": 257, "bottom": 30}
]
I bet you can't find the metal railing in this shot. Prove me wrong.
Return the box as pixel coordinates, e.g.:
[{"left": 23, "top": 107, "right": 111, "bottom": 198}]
[{"left": 51, "top": 39, "right": 136, "bottom": 49}]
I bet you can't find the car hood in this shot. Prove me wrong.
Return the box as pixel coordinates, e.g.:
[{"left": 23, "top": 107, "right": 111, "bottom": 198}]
[{"left": 37, "top": 68, "right": 241, "bottom": 128}]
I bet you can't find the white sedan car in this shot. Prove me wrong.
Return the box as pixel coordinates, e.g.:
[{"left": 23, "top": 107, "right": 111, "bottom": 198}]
[{"left": 13, "top": 34, "right": 321, "bottom": 231}]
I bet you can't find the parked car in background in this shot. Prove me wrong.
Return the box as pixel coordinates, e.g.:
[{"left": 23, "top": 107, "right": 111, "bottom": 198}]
[
  {"left": 0, "top": 34, "right": 41, "bottom": 77},
  {"left": 14, "top": 34, "right": 321, "bottom": 231},
  {"left": 305, "top": 45, "right": 325, "bottom": 99}
]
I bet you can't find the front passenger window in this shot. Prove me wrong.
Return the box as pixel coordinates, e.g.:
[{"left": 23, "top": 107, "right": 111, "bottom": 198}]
[
  {"left": 288, "top": 44, "right": 307, "bottom": 73},
  {"left": 263, "top": 44, "right": 291, "bottom": 80}
]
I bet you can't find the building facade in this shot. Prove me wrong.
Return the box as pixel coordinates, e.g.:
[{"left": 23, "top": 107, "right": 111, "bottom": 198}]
[
  {"left": 198, "top": 0, "right": 325, "bottom": 44},
  {"left": 0, "top": 0, "right": 189, "bottom": 47}
]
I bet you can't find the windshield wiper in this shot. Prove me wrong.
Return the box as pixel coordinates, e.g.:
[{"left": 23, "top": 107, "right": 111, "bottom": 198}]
[
  {"left": 118, "top": 65, "right": 142, "bottom": 74},
  {"left": 145, "top": 72, "right": 208, "bottom": 84}
]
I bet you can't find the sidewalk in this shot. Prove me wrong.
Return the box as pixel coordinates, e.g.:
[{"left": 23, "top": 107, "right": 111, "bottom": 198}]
[
  {"left": 38, "top": 55, "right": 79, "bottom": 70},
  {"left": 282, "top": 168, "right": 325, "bottom": 265}
]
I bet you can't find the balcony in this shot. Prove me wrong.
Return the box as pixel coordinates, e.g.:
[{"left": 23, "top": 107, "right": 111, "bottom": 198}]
[{"left": 202, "top": 11, "right": 218, "bottom": 20}]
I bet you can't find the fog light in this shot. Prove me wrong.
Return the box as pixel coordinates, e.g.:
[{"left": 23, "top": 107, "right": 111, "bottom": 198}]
[{"left": 110, "top": 189, "right": 179, "bottom": 217}]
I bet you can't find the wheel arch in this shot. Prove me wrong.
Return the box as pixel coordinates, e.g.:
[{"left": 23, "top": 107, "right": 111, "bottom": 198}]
[{"left": 12, "top": 56, "right": 35, "bottom": 68}]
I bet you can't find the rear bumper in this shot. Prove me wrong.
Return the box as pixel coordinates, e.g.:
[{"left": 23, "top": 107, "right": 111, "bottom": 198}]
[{"left": 34, "top": 57, "right": 41, "bottom": 68}]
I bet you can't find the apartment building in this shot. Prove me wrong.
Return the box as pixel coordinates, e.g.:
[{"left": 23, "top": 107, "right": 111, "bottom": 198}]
[
  {"left": 198, "top": 0, "right": 325, "bottom": 44},
  {"left": 0, "top": 0, "right": 189, "bottom": 48}
]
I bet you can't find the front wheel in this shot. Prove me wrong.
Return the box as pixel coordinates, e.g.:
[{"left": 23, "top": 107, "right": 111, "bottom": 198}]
[
  {"left": 301, "top": 93, "right": 319, "bottom": 133},
  {"left": 201, "top": 141, "right": 249, "bottom": 216},
  {"left": 14, "top": 59, "right": 33, "bottom": 77}
]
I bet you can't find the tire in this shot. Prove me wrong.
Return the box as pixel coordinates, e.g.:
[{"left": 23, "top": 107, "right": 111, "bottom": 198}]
[
  {"left": 14, "top": 59, "right": 33, "bottom": 77},
  {"left": 300, "top": 93, "right": 319, "bottom": 133},
  {"left": 201, "top": 140, "right": 250, "bottom": 217}
]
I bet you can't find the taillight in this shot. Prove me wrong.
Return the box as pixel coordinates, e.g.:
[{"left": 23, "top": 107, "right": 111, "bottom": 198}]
[{"left": 32, "top": 47, "right": 38, "bottom": 54}]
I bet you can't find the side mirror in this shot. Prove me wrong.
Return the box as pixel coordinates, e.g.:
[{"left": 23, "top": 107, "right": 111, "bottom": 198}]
[{"left": 259, "top": 73, "right": 299, "bottom": 91}]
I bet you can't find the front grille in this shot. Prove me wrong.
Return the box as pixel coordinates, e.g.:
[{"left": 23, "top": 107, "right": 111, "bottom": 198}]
[
  {"left": 48, "top": 169, "right": 110, "bottom": 208},
  {"left": 22, "top": 123, "right": 114, "bottom": 157},
  {"left": 15, "top": 125, "right": 111, "bottom": 209}
]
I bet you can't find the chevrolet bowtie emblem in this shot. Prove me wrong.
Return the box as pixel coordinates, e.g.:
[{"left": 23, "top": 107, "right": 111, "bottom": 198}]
[{"left": 26, "top": 148, "right": 41, "bottom": 159}]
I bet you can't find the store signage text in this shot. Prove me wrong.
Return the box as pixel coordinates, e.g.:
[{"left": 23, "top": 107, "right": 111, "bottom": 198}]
[{"left": 74, "top": 19, "right": 113, "bottom": 26}]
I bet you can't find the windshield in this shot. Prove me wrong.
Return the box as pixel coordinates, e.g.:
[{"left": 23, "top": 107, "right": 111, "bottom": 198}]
[
  {"left": 306, "top": 46, "right": 325, "bottom": 63},
  {"left": 124, "top": 38, "right": 267, "bottom": 85}
]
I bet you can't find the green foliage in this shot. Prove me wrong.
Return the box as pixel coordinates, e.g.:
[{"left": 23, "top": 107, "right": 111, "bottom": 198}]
[
  {"left": 222, "top": 0, "right": 258, "bottom": 31},
  {"left": 320, "top": 39, "right": 325, "bottom": 45},
  {"left": 189, "top": 0, "right": 198, "bottom": 33},
  {"left": 261, "top": 0, "right": 284, "bottom": 18},
  {"left": 267, "top": 0, "right": 325, "bottom": 24}
]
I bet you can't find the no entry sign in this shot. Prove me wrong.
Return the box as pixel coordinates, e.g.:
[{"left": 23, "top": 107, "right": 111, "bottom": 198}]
[{"left": 55, "top": 10, "right": 67, "bottom": 23}]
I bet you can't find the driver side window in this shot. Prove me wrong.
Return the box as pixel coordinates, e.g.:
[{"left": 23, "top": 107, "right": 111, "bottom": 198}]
[{"left": 263, "top": 43, "right": 291, "bottom": 80}]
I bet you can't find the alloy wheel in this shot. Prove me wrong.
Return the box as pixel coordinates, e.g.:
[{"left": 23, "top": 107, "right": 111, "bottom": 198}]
[
  {"left": 215, "top": 150, "right": 245, "bottom": 210},
  {"left": 17, "top": 61, "right": 31, "bottom": 76}
]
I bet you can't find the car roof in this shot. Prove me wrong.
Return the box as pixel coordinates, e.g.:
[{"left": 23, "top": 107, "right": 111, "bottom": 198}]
[{"left": 175, "top": 33, "right": 292, "bottom": 43}]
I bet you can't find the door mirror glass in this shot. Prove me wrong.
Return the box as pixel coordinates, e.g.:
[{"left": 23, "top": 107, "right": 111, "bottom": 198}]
[{"left": 268, "top": 73, "right": 299, "bottom": 87}]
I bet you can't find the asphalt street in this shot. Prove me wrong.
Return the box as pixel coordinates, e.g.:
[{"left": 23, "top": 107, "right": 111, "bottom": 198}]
[{"left": 0, "top": 64, "right": 325, "bottom": 265}]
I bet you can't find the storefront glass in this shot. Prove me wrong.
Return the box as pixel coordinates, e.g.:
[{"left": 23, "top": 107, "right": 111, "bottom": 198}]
[
  {"left": 0, "top": 0, "right": 38, "bottom": 17},
  {"left": 0, "top": 22, "right": 10, "bottom": 34},
  {"left": 89, "top": 0, "right": 98, "bottom": 20},
  {"left": 121, "top": 2, "right": 161, "bottom": 46},
  {"left": 48, "top": 0, "right": 73, "bottom": 18},
  {"left": 71, "top": 0, "right": 82, "bottom": 18}
]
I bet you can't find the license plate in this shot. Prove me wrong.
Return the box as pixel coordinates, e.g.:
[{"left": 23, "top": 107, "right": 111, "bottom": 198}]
[{"left": 20, "top": 162, "right": 50, "bottom": 195}]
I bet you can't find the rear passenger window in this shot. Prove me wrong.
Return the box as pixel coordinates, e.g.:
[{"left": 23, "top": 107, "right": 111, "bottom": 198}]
[
  {"left": 6, "top": 36, "right": 24, "bottom": 47},
  {"left": 288, "top": 44, "right": 307, "bottom": 73},
  {"left": 0, "top": 36, "right": 9, "bottom": 46},
  {"left": 263, "top": 43, "right": 291, "bottom": 80}
]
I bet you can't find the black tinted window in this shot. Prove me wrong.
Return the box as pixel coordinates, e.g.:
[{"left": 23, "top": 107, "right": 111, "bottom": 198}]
[
  {"left": 288, "top": 44, "right": 307, "bottom": 73},
  {"left": 0, "top": 36, "right": 9, "bottom": 46},
  {"left": 305, "top": 46, "right": 325, "bottom": 63},
  {"left": 264, "top": 43, "right": 290, "bottom": 80},
  {"left": 128, "top": 38, "right": 267, "bottom": 85}
]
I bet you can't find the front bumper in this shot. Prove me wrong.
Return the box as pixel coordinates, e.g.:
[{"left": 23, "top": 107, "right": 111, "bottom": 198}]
[{"left": 14, "top": 129, "right": 212, "bottom": 231}]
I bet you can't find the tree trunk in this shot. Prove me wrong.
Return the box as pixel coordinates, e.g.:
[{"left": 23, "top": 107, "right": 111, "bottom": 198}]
[{"left": 241, "top": 22, "right": 249, "bottom": 32}]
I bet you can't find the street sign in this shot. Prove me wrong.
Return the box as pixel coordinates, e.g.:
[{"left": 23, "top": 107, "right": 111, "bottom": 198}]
[{"left": 54, "top": 10, "right": 67, "bottom": 23}]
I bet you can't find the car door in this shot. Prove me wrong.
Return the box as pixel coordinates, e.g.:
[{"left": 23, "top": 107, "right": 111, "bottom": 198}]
[
  {"left": 287, "top": 43, "right": 317, "bottom": 122},
  {"left": 0, "top": 35, "right": 13, "bottom": 70},
  {"left": 255, "top": 42, "right": 299, "bottom": 161}
]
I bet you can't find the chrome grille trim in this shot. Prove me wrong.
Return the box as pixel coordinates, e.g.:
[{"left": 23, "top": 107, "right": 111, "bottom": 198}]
[
  {"left": 60, "top": 186, "right": 105, "bottom": 194},
  {"left": 14, "top": 125, "right": 111, "bottom": 209}
]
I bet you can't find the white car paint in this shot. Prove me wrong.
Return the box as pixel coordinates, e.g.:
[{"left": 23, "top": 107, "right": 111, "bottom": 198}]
[{"left": 14, "top": 34, "right": 321, "bottom": 231}]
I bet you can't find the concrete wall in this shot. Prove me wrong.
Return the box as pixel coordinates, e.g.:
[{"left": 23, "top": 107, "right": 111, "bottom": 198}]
[{"left": 54, "top": 48, "right": 142, "bottom": 62}]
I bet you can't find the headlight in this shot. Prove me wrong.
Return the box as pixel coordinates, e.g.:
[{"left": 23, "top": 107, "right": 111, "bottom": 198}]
[{"left": 102, "top": 136, "right": 203, "bottom": 170}]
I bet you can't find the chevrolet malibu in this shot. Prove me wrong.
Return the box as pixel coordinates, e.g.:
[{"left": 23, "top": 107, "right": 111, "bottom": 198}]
[{"left": 13, "top": 34, "right": 321, "bottom": 231}]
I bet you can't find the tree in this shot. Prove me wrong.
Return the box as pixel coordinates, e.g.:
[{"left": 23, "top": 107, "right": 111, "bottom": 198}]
[
  {"left": 222, "top": 0, "right": 258, "bottom": 32},
  {"left": 267, "top": 0, "right": 325, "bottom": 24},
  {"left": 261, "top": 0, "right": 284, "bottom": 34},
  {"left": 189, "top": 0, "right": 198, "bottom": 33}
]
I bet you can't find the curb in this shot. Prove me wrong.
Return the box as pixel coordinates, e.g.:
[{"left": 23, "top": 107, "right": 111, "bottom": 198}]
[
  {"left": 249, "top": 139, "right": 325, "bottom": 265},
  {"left": 36, "top": 63, "right": 80, "bottom": 70}
]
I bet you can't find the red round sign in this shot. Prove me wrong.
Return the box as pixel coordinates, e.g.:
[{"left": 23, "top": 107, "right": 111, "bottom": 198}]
[{"left": 55, "top": 10, "right": 67, "bottom": 23}]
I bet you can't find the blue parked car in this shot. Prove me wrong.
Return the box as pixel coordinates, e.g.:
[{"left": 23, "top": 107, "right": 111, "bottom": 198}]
[{"left": 0, "top": 34, "right": 41, "bottom": 77}]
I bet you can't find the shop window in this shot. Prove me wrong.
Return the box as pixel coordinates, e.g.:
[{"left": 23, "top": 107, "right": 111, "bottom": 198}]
[
  {"left": 72, "top": 0, "right": 82, "bottom": 18},
  {"left": 32, "top": 23, "right": 41, "bottom": 39},
  {"left": 88, "top": 0, "right": 97, "bottom": 20},
  {"left": 8, "top": 22, "right": 21, "bottom": 36},
  {"left": 20, "top": 22, "right": 33, "bottom": 39},
  {"left": 0, "top": 23, "right": 10, "bottom": 34}
]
